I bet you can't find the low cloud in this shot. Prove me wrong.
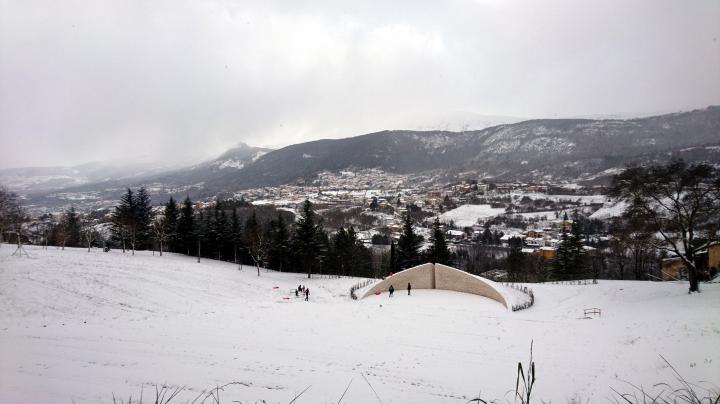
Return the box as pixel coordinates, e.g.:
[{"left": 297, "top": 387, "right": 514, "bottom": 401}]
[{"left": 1, "top": 0, "right": 718, "bottom": 168}]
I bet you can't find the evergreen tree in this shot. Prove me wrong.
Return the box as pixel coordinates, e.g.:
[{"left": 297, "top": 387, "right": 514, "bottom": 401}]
[
  {"left": 481, "top": 228, "right": 493, "bottom": 245},
  {"left": 133, "top": 187, "right": 153, "bottom": 250},
  {"left": 230, "top": 208, "right": 242, "bottom": 264},
  {"left": 268, "top": 214, "right": 290, "bottom": 271},
  {"left": 568, "top": 219, "right": 588, "bottom": 279},
  {"left": 397, "top": 212, "right": 423, "bottom": 269},
  {"left": 316, "top": 227, "right": 330, "bottom": 275},
  {"left": 332, "top": 227, "right": 352, "bottom": 276},
  {"left": 64, "top": 206, "right": 82, "bottom": 248},
  {"left": 345, "top": 226, "right": 372, "bottom": 277},
  {"left": 203, "top": 208, "right": 212, "bottom": 258},
  {"left": 112, "top": 189, "right": 135, "bottom": 253},
  {"left": 110, "top": 187, "right": 152, "bottom": 255},
  {"left": 177, "top": 196, "right": 195, "bottom": 255},
  {"left": 369, "top": 196, "right": 379, "bottom": 211},
  {"left": 553, "top": 214, "right": 573, "bottom": 280},
  {"left": 292, "top": 199, "right": 323, "bottom": 278},
  {"left": 162, "top": 197, "right": 179, "bottom": 252},
  {"left": 194, "top": 210, "right": 206, "bottom": 262},
  {"left": 211, "top": 201, "right": 228, "bottom": 260},
  {"left": 426, "top": 218, "right": 450, "bottom": 265},
  {"left": 389, "top": 240, "right": 397, "bottom": 274},
  {"left": 506, "top": 236, "right": 525, "bottom": 281},
  {"left": 493, "top": 230, "right": 503, "bottom": 245}
]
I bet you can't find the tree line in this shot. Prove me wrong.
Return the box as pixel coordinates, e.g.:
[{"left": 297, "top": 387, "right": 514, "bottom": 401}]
[
  {"left": 4, "top": 159, "right": 715, "bottom": 293},
  {"left": 106, "top": 188, "right": 456, "bottom": 280},
  {"left": 106, "top": 190, "right": 380, "bottom": 278}
]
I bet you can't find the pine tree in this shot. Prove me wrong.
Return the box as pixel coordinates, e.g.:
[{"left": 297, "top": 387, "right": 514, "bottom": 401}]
[
  {"left": 345, "top": 226, "right": 372, "bottom": 277},
  {"left": 427, "top": 218, "right": 450, "bottom": 265},
  {"left": 568, "top": 220, "right": 588, "bottom": 279},
  {"left": 397, "top": 212, "right": 423, "bottom": 269},
  {"left": 268, "top": 214, "right": 290, "bottom": 271},
  {"left": 333, "top": 227, "right": 352, "bottom": 276},
  {"left": 133, "top": 187, "right": 153, "bottom": 251},
  {"left": 553, "top": 215, "right": 573, "bottom": 280},
  {"left": 506, "top": 236, "right": 525, "bottom": 282},
  {"left": 203, "top": 208, "right": 212, "bottom": 258},
  {"left": 389, "top": 240, "right": 397, "bottom": 274},
  {"left": 316, "top": 227, "right": 330, "bottom": 276},
  {"left": 195, "top": 210, "right": 206, "bottom": 262},
  {"left": 369, "top": 197, "right": 378, "bottom": 211},
  {"left": 64, "top": 206, "right": 82, "bottom": 247},
  {"left": 212, "top": 201, "right": 228, "bottom": 260},
  {"left": 292, "top": 199, "right": 323, "bottom": 278},
  {"left": 112, "top": 189, "right": 135, "bottom": 253},
  {"left": 230, "top": 208, "right": 242, "bottom": 265},
  {"left": 162, "top": 197, "right": 179, "bottom": 252},
  {"left": 177, "top": 196, "right": 195, "bottom": 256},
  {"left": 54, "top": 206, "right": 81, "bottom": 249}
]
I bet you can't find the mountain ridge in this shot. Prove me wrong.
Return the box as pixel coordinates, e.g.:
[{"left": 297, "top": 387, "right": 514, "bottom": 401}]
[{"left": 4, "top": 106, "right": 719, "bottom": 211}]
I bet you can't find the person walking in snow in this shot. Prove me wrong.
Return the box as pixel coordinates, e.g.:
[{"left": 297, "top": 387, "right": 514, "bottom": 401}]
[
  {"left": 389, "top": 285, "right": 394, "bottom": 297},
  {"left": 305, "top": 288, "right": 310, "bottom": 301},
  {"left": 407, "top": 282, "right": 411, "bottom": 295}
]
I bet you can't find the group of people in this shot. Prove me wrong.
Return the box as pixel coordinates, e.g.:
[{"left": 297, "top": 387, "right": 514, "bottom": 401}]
[
  {"left": 296, "top": 285, "right": 310, "bottom": 301},
  {"left": 388, "top": 282, "right": 411, "bottom": 297}
]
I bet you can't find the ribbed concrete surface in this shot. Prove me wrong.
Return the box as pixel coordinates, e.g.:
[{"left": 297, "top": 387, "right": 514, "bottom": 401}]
[
  {"left": 361, "top": 263, "right": 508, "bottom": 309},
  {"left": 434, "top": 263, "right": 507, "bottom": 308},
  {"left": 361, "top": 263, "right": 434, "bottom": 298}
]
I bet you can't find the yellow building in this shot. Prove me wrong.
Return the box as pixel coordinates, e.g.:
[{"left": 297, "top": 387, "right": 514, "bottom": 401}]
[
  {"left": 661, "top": 258, "right": 686, "bottom": 281},
  {"left": 538, "top": 246, "right": 557, "bottom": 260},
  {"left": 709, "top": 243, "right": 720, "bottom": 271},
  {"left": 661, "top": 243, "right": 720, "bottom": 281}
]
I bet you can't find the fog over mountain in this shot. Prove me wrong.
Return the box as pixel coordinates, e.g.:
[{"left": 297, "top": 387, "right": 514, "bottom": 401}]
[{"left": 3, "top": 106, "right": 717, "bottom": 212}]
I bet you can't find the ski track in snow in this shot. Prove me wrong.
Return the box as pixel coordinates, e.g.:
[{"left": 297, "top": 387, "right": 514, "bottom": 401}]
[{"left": 0, "top": 245, "right": 718, "bottom": 403}]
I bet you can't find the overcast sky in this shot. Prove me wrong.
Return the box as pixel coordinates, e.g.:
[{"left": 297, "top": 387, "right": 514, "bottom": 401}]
[{"left": 1, "top": 0, "right": 719, "bottom": 169}]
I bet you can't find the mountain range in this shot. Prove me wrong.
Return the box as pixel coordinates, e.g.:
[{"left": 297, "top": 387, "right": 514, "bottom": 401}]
[{"left": 3, "top": 106, "right": 719, "bottom": 211}]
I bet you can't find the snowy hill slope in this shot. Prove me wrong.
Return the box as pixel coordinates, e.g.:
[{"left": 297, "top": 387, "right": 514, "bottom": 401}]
[{"left": 1, "top": 246, "right": 718, "bottom": 403}]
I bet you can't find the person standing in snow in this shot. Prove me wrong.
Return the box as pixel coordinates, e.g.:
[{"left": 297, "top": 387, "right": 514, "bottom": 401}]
[
  {"left": 389, "top": 285, "right": 394, "bottom": 297},
  {"left": 305, "top": 288, "right": 309, "bottom": 301},
  {"left": 407, "top": 283, "right": 411, "bottom": 295}
]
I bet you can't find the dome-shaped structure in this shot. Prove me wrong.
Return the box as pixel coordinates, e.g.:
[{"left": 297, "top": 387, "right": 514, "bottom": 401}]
[{"left": 361, "top": 263, "right": 509, "bottom": 309}]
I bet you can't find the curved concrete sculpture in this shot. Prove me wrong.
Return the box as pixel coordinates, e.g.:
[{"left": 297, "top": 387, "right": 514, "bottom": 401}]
[{"left": 361, "top": 263, "right": 509, "bottom": 309}]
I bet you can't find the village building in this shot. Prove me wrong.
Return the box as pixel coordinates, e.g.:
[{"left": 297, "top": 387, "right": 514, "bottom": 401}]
[{"left": 661, "top": 243, "right": 720, "bottom": 281}]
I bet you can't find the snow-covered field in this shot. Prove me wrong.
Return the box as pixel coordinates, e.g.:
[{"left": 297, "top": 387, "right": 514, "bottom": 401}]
[
  {"left": 438, "top": 204, "right": 507, "bottom": 227},
  {"left": 1, "top": 245, "right": 719, "bottom": 403},
  {"left": 510, "top": 193, "right": 611, "bottom": 205}
]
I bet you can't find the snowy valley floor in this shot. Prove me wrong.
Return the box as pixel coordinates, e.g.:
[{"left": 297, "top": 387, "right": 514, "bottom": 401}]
[{"left": 1, "top": 245, "right": 718, "bottom": 403}]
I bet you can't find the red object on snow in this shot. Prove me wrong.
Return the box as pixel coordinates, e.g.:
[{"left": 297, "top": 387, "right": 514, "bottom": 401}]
[
  {"left": 272, "top": 286, "right": 279, "bottom": 289},
  {"left": 374, "top": 291, "right": 381, "bottom": 295}
]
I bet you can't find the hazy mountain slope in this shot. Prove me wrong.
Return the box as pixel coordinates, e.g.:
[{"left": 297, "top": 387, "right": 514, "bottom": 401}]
[
  {"left": 7, "top": 106, "right": 720, "bottom": 211},
  {"left": 0, "top": 161, "right": 181, "bottom": 193},
  {"left": 213, "top": 106, "right": 720, "bottom": 189},
  {"left": 149, "top": 142, "right": 273, "bottom": 186}
]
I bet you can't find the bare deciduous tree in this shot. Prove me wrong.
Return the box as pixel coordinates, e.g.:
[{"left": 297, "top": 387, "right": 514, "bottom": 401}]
[{"left": 611, "top": 160, "right": 720, "bottom": 292}]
